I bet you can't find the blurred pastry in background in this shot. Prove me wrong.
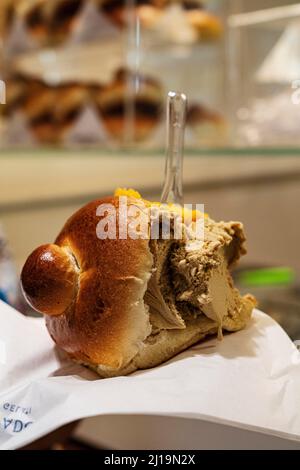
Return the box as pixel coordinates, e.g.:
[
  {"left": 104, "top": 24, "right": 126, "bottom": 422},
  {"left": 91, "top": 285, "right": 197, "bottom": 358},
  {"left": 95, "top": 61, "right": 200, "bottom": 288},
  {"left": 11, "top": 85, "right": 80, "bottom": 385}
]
[
  {"left": 0, "top": 0, "right": 19, "bottom": 38},
  {"left": 3, "top": 74, "right": 28, "bottom": 117},
  {"left": 22, "top": 80, "right": 58, "bottom": 143},
  {"left": 19, "top": 0, "right": 84, "bottom": 45},
  {"left": 142, "top": 1, "right": 222, "bottom": 44},
  {"left": 55, "top": 82, "right": 89, "bottom": 138},
  {"left": 136, "top": 4, "right": 165, "bottom": 28},
  {"left": 96, "top": 0, "right": 168, "bottom": 28},
  {"left": 94, "top": 69, "right": 163, "bottom": 142},
  {"left": 182, "top": 0, "right": 223, "bottom": 40},
  {"left": 4, "top": 74, "right": 99, "bottom": 144},
  {"left": 187, "top": 103, "right": 226, "bottom": 144},
  {"left": 18, "top": 0, "right": 48, "bottom": 44},
  {"left": 24, "top": 80, "right": 92, "bottom": 143},
  {"left": 47, "top": 0, "right": 84, "bottom": 43}
]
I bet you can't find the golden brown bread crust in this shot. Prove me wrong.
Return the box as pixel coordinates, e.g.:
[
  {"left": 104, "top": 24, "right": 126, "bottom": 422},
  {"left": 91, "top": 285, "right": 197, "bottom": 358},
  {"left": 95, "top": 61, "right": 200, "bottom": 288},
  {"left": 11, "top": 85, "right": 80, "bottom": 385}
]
[
  {"left": 21, "top": 244, "right": 78, "bottom": 316},
  {"left": 21, "top": 196, "right": 153, "bottom": 370}
]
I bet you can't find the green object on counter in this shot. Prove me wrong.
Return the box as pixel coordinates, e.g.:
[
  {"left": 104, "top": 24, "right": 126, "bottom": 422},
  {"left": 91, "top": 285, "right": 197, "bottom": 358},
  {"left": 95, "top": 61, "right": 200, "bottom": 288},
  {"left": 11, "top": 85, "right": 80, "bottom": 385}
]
[{"left": 238, "top": 267, "right": 295, "bottom": 287}]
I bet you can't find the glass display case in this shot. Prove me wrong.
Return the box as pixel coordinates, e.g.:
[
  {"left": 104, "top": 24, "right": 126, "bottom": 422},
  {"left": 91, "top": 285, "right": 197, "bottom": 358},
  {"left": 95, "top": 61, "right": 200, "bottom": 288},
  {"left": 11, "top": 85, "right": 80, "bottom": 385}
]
[
  {"left": 227, "top": 0, "right": 300, "bottom": 147},
  {"left": 2, "top": 1, "right": 300, "bottom": 150},
  {"left": 0, "top": 0, "right": 226, "bottom": 149}
]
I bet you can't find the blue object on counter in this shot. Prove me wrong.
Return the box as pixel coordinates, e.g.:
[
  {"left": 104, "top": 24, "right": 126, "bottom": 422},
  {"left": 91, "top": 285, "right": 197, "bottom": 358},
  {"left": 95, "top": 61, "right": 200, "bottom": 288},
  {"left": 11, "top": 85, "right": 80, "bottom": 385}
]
[
  {"left": 0, "top": 224, "right": 20, "bottom": 308},
  {"left": 0, "top": 290, "right": 8, "bottom": 303}
]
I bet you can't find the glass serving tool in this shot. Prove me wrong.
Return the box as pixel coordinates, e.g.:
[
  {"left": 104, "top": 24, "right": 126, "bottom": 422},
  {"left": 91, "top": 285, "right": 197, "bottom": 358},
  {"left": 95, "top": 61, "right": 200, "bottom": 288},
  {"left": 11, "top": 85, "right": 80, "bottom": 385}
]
[{"left": 160, "top": 91, "right": 187, "bottom": 206}]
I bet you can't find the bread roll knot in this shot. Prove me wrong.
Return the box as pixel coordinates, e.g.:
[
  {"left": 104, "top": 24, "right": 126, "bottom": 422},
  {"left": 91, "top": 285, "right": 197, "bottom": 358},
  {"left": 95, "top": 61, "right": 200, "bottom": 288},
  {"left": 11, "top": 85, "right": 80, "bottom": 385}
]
[{"left": 21, "top": 243, "right": 79, "bottom": 316}]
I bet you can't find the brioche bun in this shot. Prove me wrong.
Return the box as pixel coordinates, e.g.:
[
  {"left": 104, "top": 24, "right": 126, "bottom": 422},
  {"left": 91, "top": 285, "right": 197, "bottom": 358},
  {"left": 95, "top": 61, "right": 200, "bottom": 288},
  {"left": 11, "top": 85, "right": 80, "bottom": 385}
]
[{"left": 21, "top": 192, "right": 256, "bottom": 377}]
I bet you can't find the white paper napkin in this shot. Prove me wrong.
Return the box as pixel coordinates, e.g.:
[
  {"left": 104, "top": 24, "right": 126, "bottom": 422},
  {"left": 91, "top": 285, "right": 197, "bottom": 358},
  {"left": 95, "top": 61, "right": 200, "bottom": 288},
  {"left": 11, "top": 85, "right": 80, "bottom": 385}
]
[{"left": 0, "top": 299, "right": 300, "bottom": 450}]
